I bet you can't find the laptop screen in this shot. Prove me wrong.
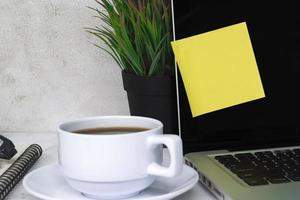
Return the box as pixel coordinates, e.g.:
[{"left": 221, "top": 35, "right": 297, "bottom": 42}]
[{"left": 172, "top": 1, "right": 300, "bottom": 153}]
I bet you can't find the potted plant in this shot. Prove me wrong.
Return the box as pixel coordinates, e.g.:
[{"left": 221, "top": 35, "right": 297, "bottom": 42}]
[{"left": 86, "top": 0, "right": 178, "bottom": 134}]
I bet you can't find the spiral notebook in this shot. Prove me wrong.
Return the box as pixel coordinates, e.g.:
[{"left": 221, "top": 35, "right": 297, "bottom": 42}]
[{"left": 0, "top": 144, "right": 42, "bottom": 200}]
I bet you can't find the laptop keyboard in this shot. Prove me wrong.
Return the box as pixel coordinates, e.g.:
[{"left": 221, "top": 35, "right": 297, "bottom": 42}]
[{"left": 214, "top": 148, "right": 300, "bottom": 186}]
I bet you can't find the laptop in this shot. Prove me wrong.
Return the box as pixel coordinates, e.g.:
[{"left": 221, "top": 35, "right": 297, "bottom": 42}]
[{"left": 172, "top": 1, "right": 300, "bottom": 200}]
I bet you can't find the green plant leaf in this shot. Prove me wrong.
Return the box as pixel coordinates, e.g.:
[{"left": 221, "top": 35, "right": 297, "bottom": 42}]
[
  {"left": 148, "top": 47, "right": 164, "bottom": 76},
  {"left": 86, "top": 0, "right": 173, "bottom": 76}
]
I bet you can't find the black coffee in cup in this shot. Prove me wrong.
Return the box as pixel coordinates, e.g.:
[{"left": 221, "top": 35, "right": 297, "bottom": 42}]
[{"left": 73, "top": 127, "right": 149, "bottom": 135}]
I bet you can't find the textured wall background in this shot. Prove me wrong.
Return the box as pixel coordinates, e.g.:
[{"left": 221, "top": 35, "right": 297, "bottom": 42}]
[{"left": 0, "top": 0, "right": 129, "bottom": 132}]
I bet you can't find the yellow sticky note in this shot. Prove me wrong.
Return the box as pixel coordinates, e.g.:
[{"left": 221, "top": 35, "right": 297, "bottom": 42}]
[{"left": 171, "top": 22, "right": 265, "bottom": 117}]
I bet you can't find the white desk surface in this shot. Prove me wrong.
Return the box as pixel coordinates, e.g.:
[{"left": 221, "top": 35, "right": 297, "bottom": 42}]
[{"left": 0, "top": 132, "right": 216, "bottom": 200}]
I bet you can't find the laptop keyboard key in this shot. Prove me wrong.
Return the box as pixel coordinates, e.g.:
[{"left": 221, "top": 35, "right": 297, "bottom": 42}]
[
  {"left": 293, "top": 149, "right": 300, "bottom": 155},
  {"left": 243, "top": 177, "right": 268, "bottom": 186},
  {"left": 229, "top": 163, "right": 256, "bottom": 173},
  {"left": 288, "top": 173, "right": 300, "bottom": 181},
  {"left": 215, "top": 155, "right": 239, "bottom": 164},
  {"left": 224, "top": 162, "right": 239, "bottom": 169},
  {"left": 237, "top": 172, "right": 255, "bottom": 179},
  {"left": 235, "top": 153, "right": 256, "bottom": 161},
  {"left": 265, "top": 174, "right": 290, "bottom": 184}
]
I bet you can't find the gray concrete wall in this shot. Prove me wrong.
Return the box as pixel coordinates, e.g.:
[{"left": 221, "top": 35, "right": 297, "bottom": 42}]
[{"left": 0, "top": 0, "right": 129, "bottom": 132}]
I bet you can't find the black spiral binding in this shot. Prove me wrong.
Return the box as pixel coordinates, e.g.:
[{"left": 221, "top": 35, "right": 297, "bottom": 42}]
[{"left": 0, "top": 144, "right": 42, "bottom": 200}]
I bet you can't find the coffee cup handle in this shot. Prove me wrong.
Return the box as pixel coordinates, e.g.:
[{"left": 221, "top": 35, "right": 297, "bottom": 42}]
[{"left": 147, "top": 134, "right": 183, "bottom": 178}]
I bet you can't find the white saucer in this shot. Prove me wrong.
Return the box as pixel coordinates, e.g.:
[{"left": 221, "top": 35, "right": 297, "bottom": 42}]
[{"left": 23, "top": 163, "right": 199, "bottom": 200}]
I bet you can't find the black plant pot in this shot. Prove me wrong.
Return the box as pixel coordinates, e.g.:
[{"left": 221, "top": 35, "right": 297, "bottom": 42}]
[{"left": 122, "top": 71, "right": 179, "bottom": 135}]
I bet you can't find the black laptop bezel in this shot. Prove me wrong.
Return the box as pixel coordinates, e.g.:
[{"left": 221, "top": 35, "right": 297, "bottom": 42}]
[{"left": 171, "top": 0, "right": 300, "bottom": 153}]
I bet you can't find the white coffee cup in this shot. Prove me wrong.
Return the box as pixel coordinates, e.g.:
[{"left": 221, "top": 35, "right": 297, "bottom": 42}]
[{"left": 57, "top": 116, "right": 183, "bottom": 199}]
